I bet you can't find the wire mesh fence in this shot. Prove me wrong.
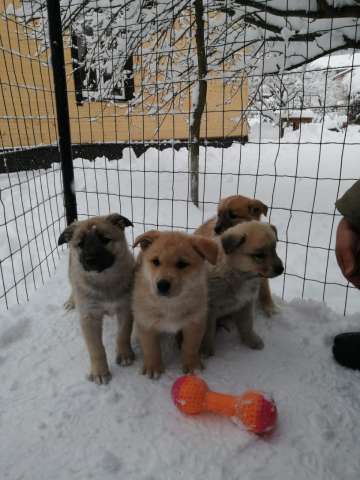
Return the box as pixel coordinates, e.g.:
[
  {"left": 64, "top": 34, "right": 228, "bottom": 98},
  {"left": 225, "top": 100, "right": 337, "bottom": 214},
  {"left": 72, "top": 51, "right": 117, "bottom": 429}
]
[
  {"left": 0, "top": 0, "right": 66, "bottom": 309},
  {"left": 1, "top": 0, "right": 360, "bottom": 314}
]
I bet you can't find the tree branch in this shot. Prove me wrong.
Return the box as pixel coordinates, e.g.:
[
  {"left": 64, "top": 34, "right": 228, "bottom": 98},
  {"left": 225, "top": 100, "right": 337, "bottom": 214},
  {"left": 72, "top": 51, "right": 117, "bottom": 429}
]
[
  {"left": 223, "top": 0, "right": 360, "bottom": 19},
  {"left": 190, "top": 0, "right": 207, "bottom": 207}
]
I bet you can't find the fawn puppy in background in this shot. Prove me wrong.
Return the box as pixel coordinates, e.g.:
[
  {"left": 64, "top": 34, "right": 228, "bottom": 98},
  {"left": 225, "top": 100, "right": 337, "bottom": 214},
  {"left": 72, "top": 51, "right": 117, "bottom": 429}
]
[
  {"left": 202, "top": 221, "right": 284, "bottom": 357},
  {"left": 195, "top": 194, "right": 278, "bottom": 316},
  {"left": 58, "top": 214, "right": 134, "bottom": 385},
  {"left": 196, "top": 194, "right": 268, "bottom": 237},
  {"left": 132, "top": 230, "right": 218, "bottom": 379}
]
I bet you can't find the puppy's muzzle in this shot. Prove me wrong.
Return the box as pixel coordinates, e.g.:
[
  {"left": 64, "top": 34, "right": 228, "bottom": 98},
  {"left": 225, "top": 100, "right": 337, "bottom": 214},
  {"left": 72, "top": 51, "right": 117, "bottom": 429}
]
[
  {"left": 274, "top": 263, "right": 284, "bottom": 276},
  {"left": 214, "top": 223, "right": 225, "bottom": 235},
  {"left": 265, "top": 258, "right": 284, "bottom": 278},
  {"left": 81, "top": 252, "right": 114, "bottom": 273},
  {"left": 157, "top": 279, "right": 171, "bottom": 296},
  {"left": 79, "top": 231, "right": 115, "bottom": 273},
  {"left": 270, "top": 259, "right": 284, "bottom": 277}
]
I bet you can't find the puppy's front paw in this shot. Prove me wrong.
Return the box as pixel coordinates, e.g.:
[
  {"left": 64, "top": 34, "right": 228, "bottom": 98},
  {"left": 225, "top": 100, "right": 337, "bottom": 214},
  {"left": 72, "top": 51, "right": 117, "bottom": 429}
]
[
  {"left": 200, "top": 334, "right": 216, "bottom": 358},
  {"left": 87, "top": 369, "right": 112, "bottom": 385},
  {"left": 64, "top": 297, "right": 75, "bottom": 311},
  {"left": 242, "top": 333, "right": 264, "bottom": 350},
  {"left": 141, "top": 361, "right": 164, "bottom": 379},
  {"left": 116, "top": 346, "right": 135, "bottom": 367},
  {"left": 200, "top": 342, "right": 215, "bottom": 358},
  {"left": 182, "top": 356, "right": 204, "bottom": 374}
]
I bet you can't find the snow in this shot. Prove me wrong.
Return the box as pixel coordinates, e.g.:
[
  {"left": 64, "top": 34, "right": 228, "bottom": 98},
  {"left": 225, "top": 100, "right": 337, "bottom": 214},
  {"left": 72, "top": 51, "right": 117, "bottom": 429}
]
[
  {"left": 308, "top": 53, "right": 360, "bottom": 97},
  {"left": 309, "top": 53, "right": 360, "bottom": 71},
  {"left": 10, "top": 0, "right": 360, "bottom": 94},
  {"left": 1, "top": 260, "right": 360, "bottom": 480},
  {"left": 2, "top": 122, "right": 360, "bottom": 479},
  {"left": 280, "top": 109, "right": 315, "bottom": 118},
  {"left": 190, "top": 82, "right": 200, "bottom": 128}
]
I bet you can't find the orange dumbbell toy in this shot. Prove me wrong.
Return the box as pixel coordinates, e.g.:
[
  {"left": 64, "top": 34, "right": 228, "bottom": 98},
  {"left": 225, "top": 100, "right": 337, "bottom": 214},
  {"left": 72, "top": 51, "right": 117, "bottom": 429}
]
[{"left": 171, "top": 375, "right": 277, "bottom": 434}]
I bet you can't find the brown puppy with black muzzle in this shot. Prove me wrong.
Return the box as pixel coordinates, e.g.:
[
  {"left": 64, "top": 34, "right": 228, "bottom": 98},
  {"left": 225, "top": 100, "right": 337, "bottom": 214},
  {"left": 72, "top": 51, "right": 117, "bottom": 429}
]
[
  {"left": 196, "top": 194, "right": 268, "bottom": 237},
  {"left": 58, "top": 214, "right": 135, "bottom": 385},
  {"left": 195, "top": 194, "right": 277, "bottom": 316},
  {"left": 202, "top": 221, "right": 284, "bottom": 357},
  {"left": 132, "top": 230, "right": 218, "bottom": 379}
]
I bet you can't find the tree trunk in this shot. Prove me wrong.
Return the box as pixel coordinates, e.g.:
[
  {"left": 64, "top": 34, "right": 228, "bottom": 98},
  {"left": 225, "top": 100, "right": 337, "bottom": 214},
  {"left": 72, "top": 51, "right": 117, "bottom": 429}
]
[{"left": 190, "top": 0, "right": 207, "bottom": 207}]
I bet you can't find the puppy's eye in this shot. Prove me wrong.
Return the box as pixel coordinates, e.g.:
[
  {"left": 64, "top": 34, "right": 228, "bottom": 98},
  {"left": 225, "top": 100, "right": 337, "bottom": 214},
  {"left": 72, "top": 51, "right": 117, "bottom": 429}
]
[
  {"left": 152, "top": 258, "right": 160, "bottom": 266},
  {"left": 176, "top": 259, "right": 189, "bottom": 269},
  {"left": 252, "top": 252, "right": 266, "bottom": 262},
  {"left": 99, "top": 236, "right": 111, "bottom": 245},
  {"left": 228, "top": 210, "right": 238, "bottom": 219}
]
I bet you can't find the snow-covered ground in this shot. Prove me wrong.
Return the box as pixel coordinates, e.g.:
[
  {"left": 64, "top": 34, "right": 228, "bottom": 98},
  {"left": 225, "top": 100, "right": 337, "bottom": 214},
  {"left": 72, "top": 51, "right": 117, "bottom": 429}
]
[
  {"left": 1, "top": 259, "right": 360, "bottom": 480},
  {"left": 1, "top": 122, "right": 360, "bottom": 479}
]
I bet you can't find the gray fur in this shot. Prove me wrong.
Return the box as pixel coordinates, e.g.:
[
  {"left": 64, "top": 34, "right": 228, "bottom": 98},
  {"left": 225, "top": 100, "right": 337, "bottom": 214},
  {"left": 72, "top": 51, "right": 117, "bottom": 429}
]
[
  {"left": 201, "top": 221, "right": 283, "bottom": 356},
  {"left": 203, "top": 267, "right": 263, "bottom": 356},
  {"left": 63, "top": 215, "right": 135, "bottom": 384}
]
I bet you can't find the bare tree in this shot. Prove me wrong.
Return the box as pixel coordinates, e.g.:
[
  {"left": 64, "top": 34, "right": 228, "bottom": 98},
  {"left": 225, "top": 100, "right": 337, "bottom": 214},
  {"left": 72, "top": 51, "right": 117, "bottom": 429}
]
[{"left": 5, "top": 0, "right": 360, "bottom": 204}]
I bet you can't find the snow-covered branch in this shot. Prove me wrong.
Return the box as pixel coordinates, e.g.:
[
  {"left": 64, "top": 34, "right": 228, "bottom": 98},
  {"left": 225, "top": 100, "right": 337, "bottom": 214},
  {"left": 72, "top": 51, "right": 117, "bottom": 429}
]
[{"left": 4, "top": 1, "right": 360, "bottom": 102}]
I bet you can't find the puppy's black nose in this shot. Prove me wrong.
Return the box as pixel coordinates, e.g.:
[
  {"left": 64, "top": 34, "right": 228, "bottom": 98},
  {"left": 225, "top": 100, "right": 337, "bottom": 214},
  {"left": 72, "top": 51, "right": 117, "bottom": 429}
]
[
  {"left": 214, "top": 224, "right": 223, "bottom": 235},
  {"left": 157, "top": 279, "right": 171, "bottom": 295},
  {"left": 84, "top": 254, "right": 97, "bottom": 262},
  {"left": 275, "top": 264, "right": 284, "bottom": 275}
]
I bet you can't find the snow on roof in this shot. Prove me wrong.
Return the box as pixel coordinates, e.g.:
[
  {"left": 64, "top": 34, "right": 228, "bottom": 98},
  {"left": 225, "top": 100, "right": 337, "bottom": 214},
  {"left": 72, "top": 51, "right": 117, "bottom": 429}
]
[
  {"left": 308, "top": 52, "right": 360, "bottom": 71},
  {"left": 308, "top": 52, "right": 360, "bottom": 94}
]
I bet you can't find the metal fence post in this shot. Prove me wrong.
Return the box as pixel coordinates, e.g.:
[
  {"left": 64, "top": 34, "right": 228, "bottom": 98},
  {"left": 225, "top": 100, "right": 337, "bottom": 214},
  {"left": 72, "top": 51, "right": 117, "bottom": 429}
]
[{"left": 46, "top": 0, "right": 77, "bottom": 225}]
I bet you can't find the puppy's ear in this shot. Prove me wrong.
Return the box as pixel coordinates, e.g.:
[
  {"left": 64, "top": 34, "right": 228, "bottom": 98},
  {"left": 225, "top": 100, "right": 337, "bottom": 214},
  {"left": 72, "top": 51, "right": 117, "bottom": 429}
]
[
  {"left": 133, "top": 230, "right": 160, "bottom": 250},
  {"left": 107, "top": 213, "right": 133, "bottom": 229},
  {"left": 248, "top": 200, "right": 268, "bottom": 219},
  {"left": 221, "top": 233, "right": 246, "bottom": 254},
  {"left": 270, "top": 224, "right": 278, "bottom": 240},
  {"left": 217, "top": 196, "right": 228, "bottom": 211},
  {"left": 191, "top": 236, "right": 218, "bottom": 265},
  {"left": 58, "top": 223, "right": 77, "bottom": 246},
  {"left": 259, "top": 201, "right": 268, "bottom": 217}
]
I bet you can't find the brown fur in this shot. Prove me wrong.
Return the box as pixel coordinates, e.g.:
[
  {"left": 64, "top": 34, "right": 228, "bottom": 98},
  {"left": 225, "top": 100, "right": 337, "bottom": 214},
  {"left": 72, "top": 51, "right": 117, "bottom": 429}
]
[
  {"left": 195, "top": 194, "right": 277, "bottom": 316},
  {"left": 59, "top": 214, "right": 134, "bottom": 385},
  {"left": 195, "top": 194, "right": 268, "bottom": 237},
  {"left": 132, "top": 230, "right": 218, "bottom": 378}
]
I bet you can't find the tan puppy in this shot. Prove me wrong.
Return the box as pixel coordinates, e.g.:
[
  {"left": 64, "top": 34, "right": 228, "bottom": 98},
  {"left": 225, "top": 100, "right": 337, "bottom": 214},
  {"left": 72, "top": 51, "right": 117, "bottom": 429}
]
[
  {"left": 58, "top": 214, "right": 134, "bottom": 385},
  {"left": 195, "top": 194, "right": 268, "bottom": 237},
  {"left": 202, "top": 221, "right": 284, "bottom": 356},
  {"left": 195, "top": 194, "right": 277, "bottom": 316},
  {"left": 132, "top": 230, "right": 218, "bottom": 378}
]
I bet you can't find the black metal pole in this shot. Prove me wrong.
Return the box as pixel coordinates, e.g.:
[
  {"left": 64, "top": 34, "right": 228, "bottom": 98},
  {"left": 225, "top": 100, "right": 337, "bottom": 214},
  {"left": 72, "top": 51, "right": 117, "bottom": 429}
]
[{"left": 46, "top": 0, "right": 77, "bottom": 225}]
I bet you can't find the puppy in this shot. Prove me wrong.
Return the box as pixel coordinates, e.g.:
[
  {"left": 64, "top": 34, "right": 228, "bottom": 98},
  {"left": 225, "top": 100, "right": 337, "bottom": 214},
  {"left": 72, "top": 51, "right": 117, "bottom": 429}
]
[
  {"left": 58, "top": 214, "right": 134, "bottom": 385},
  {"left": 132, "top": 230, "right": 218, "bottom": 378},
  {"left": 195, "top": 194, "right": 277, "bottom": 316},
  {"left": 202, "top": 221, "right": 284, "bottom": 357},
  {"left": 195, "top": 194, "right": 268, "bottom": 237}
]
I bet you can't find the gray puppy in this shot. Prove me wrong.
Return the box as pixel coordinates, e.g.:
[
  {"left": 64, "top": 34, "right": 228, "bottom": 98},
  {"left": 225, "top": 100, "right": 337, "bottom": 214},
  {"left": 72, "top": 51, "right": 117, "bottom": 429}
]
[
  {"left": 58, "top": 214, "right": 134, "bottom": 385},
  {"left": 202, "top": 221, "right": 284, "bottom": 357}
]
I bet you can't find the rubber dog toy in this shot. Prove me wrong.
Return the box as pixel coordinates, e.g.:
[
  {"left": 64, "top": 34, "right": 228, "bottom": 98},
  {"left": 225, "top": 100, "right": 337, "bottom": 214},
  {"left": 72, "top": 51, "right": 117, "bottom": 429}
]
[{"left": 171, "top": 375, "right": 277, "bottom": 434}]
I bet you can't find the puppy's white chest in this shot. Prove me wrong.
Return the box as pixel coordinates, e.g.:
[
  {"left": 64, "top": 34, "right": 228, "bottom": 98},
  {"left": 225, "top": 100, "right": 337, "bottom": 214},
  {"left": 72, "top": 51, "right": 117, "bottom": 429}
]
[
  {"left": 155, "top": 309, "right": 189, "bottom": 333},
  {"left": 103, "top": 301, "right": 118, "bottom": 317},
  {"left": 234, "top": 281, "right": 258, "bottom": 308}
]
